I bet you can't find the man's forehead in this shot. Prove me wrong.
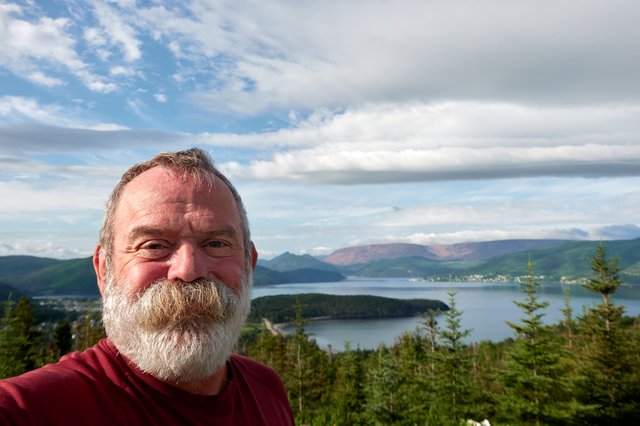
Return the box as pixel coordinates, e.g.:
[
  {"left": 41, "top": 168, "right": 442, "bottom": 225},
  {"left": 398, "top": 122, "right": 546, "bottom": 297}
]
[
  {"left": 123, "top": 167, "right": 228, "bottom": 196},
  {"left": 116, "top": 167, "right": 238, "bottom": 215}
]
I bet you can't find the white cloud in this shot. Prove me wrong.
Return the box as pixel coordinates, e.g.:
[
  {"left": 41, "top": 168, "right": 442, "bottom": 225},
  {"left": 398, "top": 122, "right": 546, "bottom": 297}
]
[
  {"left": 0, "top": 96, "right": 128, "bottom": 131},
  {"left": 154, "top": 93, "right": 168, "bottom": 103},
  {"left": 0, "top": 240, "right": 93, "bottom": 259},
  {"left": 0, "top": 3, "right": 116, "bottom": 93},
  {"left": 109, "top": 65, "right": 135, "bottom": 76},
  {"left": 89, "top": 0, "right": 142, "bottom": 62},
  {"left": 0, "top": 181, "right": 105, "bottom": 215},
  {"left": 127, "top": 0, "right": 640, "bottom": 114},
  {"left": 27, "top": 71, "right": 65, "bottom": 87},
  {"left": 207, "top": 102, "right": 640, "bottom": 184},
  {"left": 0, "top": 96, "right": 63, "bottom": 124},
  {"left": 83, "top": 27, "right": 107, "bottom": 47}
]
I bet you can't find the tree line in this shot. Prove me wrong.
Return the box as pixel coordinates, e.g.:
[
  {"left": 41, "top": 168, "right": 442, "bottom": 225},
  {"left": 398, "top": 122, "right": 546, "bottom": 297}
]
[{"left": 2, "top": 244, "right": 639, "bottom": 425}]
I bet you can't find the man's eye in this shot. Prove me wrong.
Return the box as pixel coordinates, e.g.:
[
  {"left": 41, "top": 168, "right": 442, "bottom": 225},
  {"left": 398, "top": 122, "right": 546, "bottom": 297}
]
[
  {"left": 143, "top": 242, "right": 166, "bottom": 250},
  {"left": 138, "top": 241, "right": 171, "bottom": 258},
  {"left": 205, "top": 241, "right": 227, "bottom": 248}
]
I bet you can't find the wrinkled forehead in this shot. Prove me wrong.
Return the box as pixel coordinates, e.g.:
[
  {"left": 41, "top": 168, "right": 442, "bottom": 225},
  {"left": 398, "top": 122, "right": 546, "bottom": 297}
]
[{"left": 115, "top": 167, "right": 241, "bottom": 225}]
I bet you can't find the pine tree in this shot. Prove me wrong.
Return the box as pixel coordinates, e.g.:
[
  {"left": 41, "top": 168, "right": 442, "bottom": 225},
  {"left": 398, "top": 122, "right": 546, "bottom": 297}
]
[
  {"left": 499, "top": 260, "right": 579, "bottom": 425},
  {"left": 53, "top": 319, "right": 73, "bottom": 357},
  {"left": 436, "top": 291, "right": 474, "bottom": 424},
  {"left": 362, "top": 348, "right": 407, "bottom": 425},
  {"left": 282, "top": 297, "right": 328, "bottom": 424},
  {"left": 73, "top": 311, "right": 104, "bottom": 351},
  {"left": 559, "top": 286, "right": 576, "bottom": 350},
  {"left": 420, "top": 307, "right": 440, "bottom": 387},
  {"left": 0, "top": 296, "right": 40, "bottom": 378},
  {"left": 330, "top": 341, "right": 367, "bottom": 425},
  {"left": 575, "top": 243, "right": 640, "bottom": 425}
]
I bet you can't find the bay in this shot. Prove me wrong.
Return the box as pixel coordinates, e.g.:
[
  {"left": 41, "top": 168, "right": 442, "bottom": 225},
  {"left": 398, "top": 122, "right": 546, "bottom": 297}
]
[{"left": 251, "top": 277, "right": 640, "bottom": 351}]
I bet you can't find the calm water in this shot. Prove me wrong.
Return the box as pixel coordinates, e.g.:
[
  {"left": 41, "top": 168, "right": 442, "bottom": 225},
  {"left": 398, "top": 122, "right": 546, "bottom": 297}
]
[{"left": 251, "top": 277, "right": 640, "bottom": 351}]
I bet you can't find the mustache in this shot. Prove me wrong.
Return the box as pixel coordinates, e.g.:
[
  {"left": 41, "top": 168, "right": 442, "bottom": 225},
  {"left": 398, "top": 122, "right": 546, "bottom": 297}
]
[{"left": 133, "top": 278, "right": 236, "bottom": 331}]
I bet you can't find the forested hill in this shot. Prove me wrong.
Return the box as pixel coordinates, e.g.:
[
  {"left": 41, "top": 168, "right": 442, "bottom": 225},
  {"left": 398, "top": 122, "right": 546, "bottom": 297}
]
[
  {"left": 2, "top": 238, "right": 640, "bottom": 295},
  {"left": 0, "top": 281, "right": 27, "bottom": 302},
  {"left": 249, "top": 293, "right": 448, "bottom": 323},
  {"left": 0, "top": 256, "right": 97, "bottom": 296},
  {"left": 345, "top": 238, "right": 640, "bottom": 283},
  {"left": 259, "top": 252, "right": 341, "bottom": 272},
  {"left": 0, "top": 256, "right": 345, "bottom": 297}
]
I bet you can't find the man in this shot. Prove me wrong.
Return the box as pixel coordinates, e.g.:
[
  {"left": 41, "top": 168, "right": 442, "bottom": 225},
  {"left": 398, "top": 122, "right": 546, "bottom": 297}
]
[{"left": 0, "top": 148, "right": 294, "bottom": 425}]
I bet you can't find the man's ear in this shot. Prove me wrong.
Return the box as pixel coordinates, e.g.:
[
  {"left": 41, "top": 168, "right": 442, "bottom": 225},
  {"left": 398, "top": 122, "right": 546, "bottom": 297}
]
[
  {"left": 93, "top": 244, "right": 107, "bottom": 297},
  {"left": 249, "top": 241, "right": 258, "bottom": 270}
]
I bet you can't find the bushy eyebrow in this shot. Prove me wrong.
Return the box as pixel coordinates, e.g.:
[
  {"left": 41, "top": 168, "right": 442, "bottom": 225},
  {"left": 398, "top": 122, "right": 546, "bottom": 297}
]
[{"left": 127, "top": 225, "right": 239, "bottom": 243}]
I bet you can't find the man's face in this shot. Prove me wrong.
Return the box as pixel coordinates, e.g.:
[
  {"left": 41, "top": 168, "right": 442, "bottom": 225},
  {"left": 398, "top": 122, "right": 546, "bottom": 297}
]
[
  {"left": 107, "top": 166, "right": 251, "bottom": 299},
  {"left": 98, "top": 167, "right": 255, "bottom": 383}
]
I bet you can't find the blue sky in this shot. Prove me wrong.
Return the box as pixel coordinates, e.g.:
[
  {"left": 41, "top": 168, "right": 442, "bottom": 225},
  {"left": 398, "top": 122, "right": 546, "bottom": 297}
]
[{"left": 1, "top": 0, "right": 640, "bottom": 260}]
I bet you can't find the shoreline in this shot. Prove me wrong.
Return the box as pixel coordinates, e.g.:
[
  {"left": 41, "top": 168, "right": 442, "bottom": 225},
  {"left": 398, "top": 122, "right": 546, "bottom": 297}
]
[{"left": 262, "top": 316, "right": 333, "bottom": 336}]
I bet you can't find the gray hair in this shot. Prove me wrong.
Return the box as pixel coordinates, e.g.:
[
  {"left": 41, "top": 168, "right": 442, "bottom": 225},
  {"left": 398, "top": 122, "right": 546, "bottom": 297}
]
[{"left": 99, "top": 147, "right": 251, "bottom": 259}]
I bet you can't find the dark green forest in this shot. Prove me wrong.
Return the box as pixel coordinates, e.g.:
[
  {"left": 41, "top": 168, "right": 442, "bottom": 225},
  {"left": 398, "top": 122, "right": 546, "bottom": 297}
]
[
  {"left": 1, "top": 244, "right": 639, "bottom": 425},
  {"left": 249, "top": 293, "right": 448, "bottom": 323}
]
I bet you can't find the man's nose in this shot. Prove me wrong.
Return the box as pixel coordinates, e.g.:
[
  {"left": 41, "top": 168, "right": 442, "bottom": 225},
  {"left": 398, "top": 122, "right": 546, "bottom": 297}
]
[{"left": 167, "top": 242, "right": 207, "bottom": 282}]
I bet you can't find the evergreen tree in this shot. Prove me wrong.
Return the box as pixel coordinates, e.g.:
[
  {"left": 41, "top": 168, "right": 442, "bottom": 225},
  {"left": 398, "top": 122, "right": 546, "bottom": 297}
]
[
  {"left": 73, "top": 311, "right": 105, "bottom": 350},
  {"left": 53, "top": 319, "right": 73, "bottom": 357},
  {"left": 329, "top": 341, "right": 367, "bottom": 425},
  {"left": 282, "top": 297, "right": 328, "bottom": 424},
  {"left": 0, "top": 296, "right": 40, "bottom": 378},
  {"left": 248, "top": 327, "right": 288, "bottom": 375},
  {"left": 582, "top": 243, "right": 623, "bottom": 334},
  {"left": 436, "top": 291, "right": 474, "bottom": 424},
  {"left": 499, "top": 260, "right": 579, "bottom": 425},
  {"left": 362, "top": 348, "right": 408, "bottom": 425},
  {"left": 420, "top": 307, "right": 440, "bottom": 388},
  {"left": 575, "top": 243, "right": 640, "bottom": 425},
  {"left": 559, "top": 286, "right": 576, "bottom": 350}
]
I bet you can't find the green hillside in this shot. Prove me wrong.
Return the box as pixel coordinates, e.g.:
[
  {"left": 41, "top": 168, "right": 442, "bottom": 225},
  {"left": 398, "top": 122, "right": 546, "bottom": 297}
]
[
  {"left": 0, "top": 256, "right": 344, "bottom": 296},
  {"left": 259, "top": 252, "right": 340, "bottom": 272},
  {"left": 1, "top": 238, "right": 638, "bottom": 295},
  {"left": 254, "top": 265, "right": 345, "bottom": 286},
  {"left": 3, "top": 257, "right": 99, "bottom": 296},
  {"left": 351, "top": 256, "right": 482, "bottom": 277},
  {"left": 0, "top": 255, "right": 60, "bottom": 283},
  {"left": 249, "top": 293, "right": 449, "bottom": 323},
  {"left": 0, "top": 281, "right": 28, "bottom": 302},
  {"left": 466, "top": 238, "right": 640, "bottom": 282}
]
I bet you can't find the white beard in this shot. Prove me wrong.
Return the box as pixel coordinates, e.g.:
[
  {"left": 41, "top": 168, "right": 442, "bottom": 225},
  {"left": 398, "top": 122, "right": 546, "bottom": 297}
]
[{"left": 102, "top": 270, "right": 252, "bottom": 384}]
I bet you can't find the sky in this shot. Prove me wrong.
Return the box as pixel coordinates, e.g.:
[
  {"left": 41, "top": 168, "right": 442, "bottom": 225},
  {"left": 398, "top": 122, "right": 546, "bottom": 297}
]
[{"left": 1, "top": 0, "right": 640, "bottom": 260}]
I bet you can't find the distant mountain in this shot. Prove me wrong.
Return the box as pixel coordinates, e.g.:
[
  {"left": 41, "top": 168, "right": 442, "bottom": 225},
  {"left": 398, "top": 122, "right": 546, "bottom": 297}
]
[
  {"left": 323, "top": 243, "right": 438, "bottom": 265},
  {"left": 350, "top": 256, "right": 482, "bottom": 278},
  {"left": 0, "top": 256, "right": 97, "bottom": 296},
  {"left": 2, "top": 238, "right": 639, "bottom": 296},
  {"left": 253, "top": 265, "right": 345, "bottom": 286},
  {"left": 466, "top": 238, "right": 640, "bottom": 282},
  {"left": 0, "top": 256, "right": 345, "bottom": 296},
  {"left": 0, "top": 256, "right": 60, "bottom": 282},
  {"left": 323, "top": 240, "right": 566, "bottom": 265},
  {"left": 0, "top": 281, "right": 28, "bottom": 302},
  {"left": 343, "top": 238, "right": 640, "bottom": 283},
  {"left": 259, "top": 252, "right": 340, "bottom": 272}
]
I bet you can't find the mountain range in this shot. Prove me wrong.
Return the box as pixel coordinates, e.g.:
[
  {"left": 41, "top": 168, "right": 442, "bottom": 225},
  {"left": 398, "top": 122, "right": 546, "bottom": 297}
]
[
  {"left": 1, "top": 238, "right": 639, "bottom": 297},
  {"left": 321, "top": 240, "right": 566, "bottom": 264}
]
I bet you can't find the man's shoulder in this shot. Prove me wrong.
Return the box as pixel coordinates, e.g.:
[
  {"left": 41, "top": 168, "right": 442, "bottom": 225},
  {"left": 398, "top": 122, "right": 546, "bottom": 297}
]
[
  {"left": 227, "top": 354, "right": 294, "bottom": 424},
  {"left": 0, "top": 341, "right": 121, "bottom": 403},
  {"left": 2, "top": 340, "right": 111, "bottom": 386},
  {"left": 0, "top": 339, "right": 122, "bottom": 424},
  {"left": 230, "top": 353, "right": 277, "bottom": 373},
  {"left": 229, "top": 354, "right": 284, "bottom": 386}
]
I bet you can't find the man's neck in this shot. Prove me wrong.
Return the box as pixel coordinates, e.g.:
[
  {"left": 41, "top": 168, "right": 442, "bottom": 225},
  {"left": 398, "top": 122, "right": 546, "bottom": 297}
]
[{"left": 169, "top": 364, "right": 229, "bottom": 396}]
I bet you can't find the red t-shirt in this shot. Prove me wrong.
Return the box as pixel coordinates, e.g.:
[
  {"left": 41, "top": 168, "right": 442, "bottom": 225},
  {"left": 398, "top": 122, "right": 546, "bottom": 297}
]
[{"left": 0, "top": 339, "right": 294, "bottom": 425}]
